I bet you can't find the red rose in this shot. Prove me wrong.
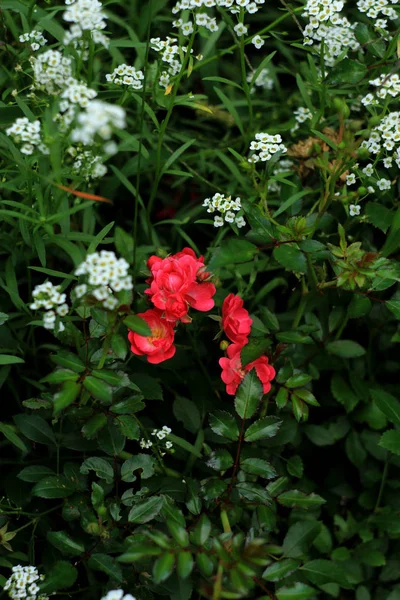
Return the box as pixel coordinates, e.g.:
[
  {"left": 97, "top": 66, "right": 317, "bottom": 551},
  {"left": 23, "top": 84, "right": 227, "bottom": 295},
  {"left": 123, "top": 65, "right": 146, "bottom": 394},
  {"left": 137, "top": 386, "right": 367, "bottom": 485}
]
[
  {"left": 219, "top": 343, "right": 275, "bottom": 396},
  {"left": 128, "top": 309, "right": 176, "bottom": 364},
  {"left": 145, "top": 248, "right": 216, "bottom": 323},
  {"left": 222, "top": 293, "right": 253, "bottom": 345}
]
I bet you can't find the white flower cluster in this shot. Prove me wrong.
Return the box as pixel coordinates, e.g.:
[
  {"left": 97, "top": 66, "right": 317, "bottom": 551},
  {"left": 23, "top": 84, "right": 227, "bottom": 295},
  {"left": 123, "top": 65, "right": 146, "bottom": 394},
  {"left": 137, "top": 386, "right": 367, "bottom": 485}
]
[
  {"left": 101, "top": 591, "right": 136, "bottom": 600},
  {"left": 75, "top": 250, "right": 133, "bottom": 310},
  {"left": 70, "top": 148, "right": 108, "bottom": 180},
  {"left": 361, "top": 112, "right": 400, "bottom": 169},
  {"left": 172, "top": 0, "right": 265, "bottom": 16},
  {"left": 71, "top": 100, "right": 126, "bottom": 146},
  {"left": 30, "top": 281, "right": 69, "bottom": 332},
  {"left": 302, "top": 0, "right": 359, "bottom": 67},
  {"left": 4, "top": 566, "right": 48, "bottom": 600},
  {"left": 362, "top": 73, "right": 400, "bottom": 106},
  {"left": 268, "top": 159, "right": 294, "bottom": 193},
  {"left": 19, "top": 30, "right": 47, "bottom": 51},
  {"left": 140, "top": 426, "right": 174, "bottom": 452},
  {"left": 106, "top": 65, "right": 144, "bottom": 91},
  {"left": 63, "top": 0, "right": 109, "bottom": 49},
  {"left": 150, "top": 37, "right": 202, "bottom": 88},
  {"left": 173, "top": 12, "right": 218, "bottom": 35},
  {"left": 203, "top": 193, "right": 246, "bottom": 228},
  {"left": 248, "top": 132, "right": 287, "bottom": 163},
  {"left": 30, "top": 50, "right": 73, "bottom": 95},
  {"left": 6, "top": 118, "right": 48, "bottom": 156},
  {"left": 291, "top": 106, "right": 313, "bottom": 132},
  {"left": 248, "top": 67, "right": 274, "bottom": 92},
  {"left": 61, "top": 79, "right": 98, "bottom": 108},
  {"left": 357, "top": 0, "right": 398, "bottom": 22}
]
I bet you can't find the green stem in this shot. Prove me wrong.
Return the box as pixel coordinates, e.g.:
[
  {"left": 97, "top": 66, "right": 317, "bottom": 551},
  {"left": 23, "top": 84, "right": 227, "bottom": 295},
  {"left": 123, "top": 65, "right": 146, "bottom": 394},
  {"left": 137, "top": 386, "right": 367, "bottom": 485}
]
[
  {"left": 220, "top": 509, "right": 232, "bottom": 534},
  {"left": 239, "top": 34, "right": 253, "bottom": 137},
  {"left": 146, "top": 32, "right": 196, "bottom": 230},
  {"left": 374, "top": 453, "right": 390, "bottom": 512},
  {"left": 292, "top": 279, "right": 308, "bottom": 328},
  {"left": 212, "top": 563, "right": 224, "bottom": 600}
]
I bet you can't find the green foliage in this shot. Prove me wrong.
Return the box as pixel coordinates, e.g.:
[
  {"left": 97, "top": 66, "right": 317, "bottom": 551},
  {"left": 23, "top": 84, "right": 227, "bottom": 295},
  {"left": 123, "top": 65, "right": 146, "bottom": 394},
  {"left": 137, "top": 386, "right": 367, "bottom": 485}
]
[{"left": 1, "top": 0, "right": 400, "bottom": 599}]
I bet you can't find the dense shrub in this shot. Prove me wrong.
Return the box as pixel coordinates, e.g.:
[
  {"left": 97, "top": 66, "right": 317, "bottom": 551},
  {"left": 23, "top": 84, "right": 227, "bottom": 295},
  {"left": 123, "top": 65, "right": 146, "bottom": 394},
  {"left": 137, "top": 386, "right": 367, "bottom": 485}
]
[{"left": 1, "top": 1, "right": 400, "bottom": 599}]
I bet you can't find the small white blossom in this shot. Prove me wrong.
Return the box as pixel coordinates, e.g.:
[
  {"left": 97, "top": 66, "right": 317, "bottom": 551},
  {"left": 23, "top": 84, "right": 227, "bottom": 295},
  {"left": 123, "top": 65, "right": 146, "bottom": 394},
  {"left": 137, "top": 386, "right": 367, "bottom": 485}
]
[
  {"left": 4, "top": 565, "right": 48, "bottom": 600},
  {"left": 19, "top": 30, "right": 47, "bottom": 50},
  {"left": 377, "top": 178, "right": 391, "bottom": 190},
  {"left": 101, "top": 591, "right": 136, "bottom": 600},
  {"left": 203, "top": 193, "right": 246, "bottom": 228},
  {"left": 106, "top": 64, "right": 144, "bottom": 91},
  {"left": 71, "top": 100, "right": 126, "bottom": 146},
  {"left": 346, "top": 173, "right": 356, "bottom": 185},
  {"left": 234, "top": 23, "right": 248, "bottom": 37},
  {"left": 349, "top": 204, "right": 361, "bottom": 216},
  {"left": 248, "top": 132, "right": 286, "bottom": 163},
  {"left": 252, "top": 35, "right": 264, "bottom": 49}
]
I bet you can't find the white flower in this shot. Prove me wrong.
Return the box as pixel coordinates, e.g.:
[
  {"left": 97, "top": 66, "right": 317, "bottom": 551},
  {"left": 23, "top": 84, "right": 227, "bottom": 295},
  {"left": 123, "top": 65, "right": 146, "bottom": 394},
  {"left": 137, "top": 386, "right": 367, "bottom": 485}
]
[
  {"left": 362, "top": 163, "right": 374, "bottom": 176},
  {"left": 346, "top": 173, "right": 356, "bottom": 185},
  {"left": 249, "top": 132, "right": 286, "bottom": 162},
  {"left": 235, "top": 215, "right": 246, "bottom": 228},
  {"left": 71, "top": 100, "right": 126, "bottom": 146},
  {"left": 377, "top": 178, "right": 391, "bottom": 190},
  {"left": 101, "top": 591, "right": 136, "bottom": 600},
  {"left": 234, "top": 23, "right": 248, "bottom": 37},
  {"left": 4, "top": 565, "right": 48, "bottom": 600},
  {"left": 294, "top": 106, "right": 312, "bottom": 124},
  {"left": 252, "top": 35, "right": 264, "bottom": 49},
  {"left": 214, "top": 215, "right": 224, "bottom": 227},
  {"left": 349, "top": 204, "right": 361, "bottom": 216}
]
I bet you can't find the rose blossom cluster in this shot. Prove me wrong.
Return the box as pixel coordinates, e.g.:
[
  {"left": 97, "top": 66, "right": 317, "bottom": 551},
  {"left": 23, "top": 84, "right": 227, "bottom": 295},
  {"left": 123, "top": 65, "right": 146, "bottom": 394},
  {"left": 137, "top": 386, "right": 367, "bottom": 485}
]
[
  {"left": 128, "top": 248, "right": 216, "bottom": 364},
  {"left": 219, "top": 294, "right": 275, "bottom": 396}
]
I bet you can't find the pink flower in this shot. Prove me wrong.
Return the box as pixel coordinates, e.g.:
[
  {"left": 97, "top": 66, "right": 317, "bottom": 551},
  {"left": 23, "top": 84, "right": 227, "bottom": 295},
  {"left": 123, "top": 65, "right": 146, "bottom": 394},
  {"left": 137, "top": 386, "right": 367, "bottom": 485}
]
[
  {"left": 222, "top": 294, "right": 253, "bottom": 345},
  {"left": 145, "top": 248, "right": 216, "bottom": 323},
  {"left": 128, "top": 309, "right": 176, "bottom": 364},
  {"left": 219, "top": 343, "right": 276, "bottom": 396}
]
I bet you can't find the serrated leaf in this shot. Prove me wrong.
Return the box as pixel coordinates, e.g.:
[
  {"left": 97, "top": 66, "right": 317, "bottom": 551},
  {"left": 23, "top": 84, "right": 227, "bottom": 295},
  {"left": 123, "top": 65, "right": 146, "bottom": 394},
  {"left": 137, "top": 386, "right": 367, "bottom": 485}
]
[
  {"left": 234, "top": 370, "right": 263, "bottom": 419},
  {"left": 276, "top": 582, "right": 317, "bottom": 599},
  {"left": 47, "top": 531, "right": 85, "bottom": 556},
  {"left": 0, "top": 423, "right": 28, "bottom": 452},
  {"left": 371, "top": 389, "right": 400, "bottom": 427},
  {"left": 366, "top": 202, "right": 392, "bottom": 233},
  {"left": 386, "top": 300, "right": 400, "bottom": 320},
  {"left": 282, "top": 521, "right": 321, "bottom": 558},
  {"left": 80, "top": 457, "right": 114, "bottom": 484},
  {"left": 121, "top": 454, "right": 156, "bottom": 482},
  {"left": 278, "top": 490, "right": 326, "bottom": 509},
  {"left": 53, "top": 381, "right": 81, "bottom": 415},
  {"left": 88, "top": 553, "right": 123, "bottom": 582},
  {"left": 263, "top": 558, "right": 300, "bottom": 582},
  {"left": 133, "top": 373, "right": 163, "bottom": 400},
  {"left": 331, "top": 375, "right": 359, "bottom": 413},
  {"left": 273, "top": 245, "right": 307, "bottom": 273},
  {"left": 83, "top": 376, "right": 113, "bottom": 404},
  {"left": 32, "top": 476, "right": 75, "bottom": 499},
  {"left": 287, "top": 456, "right": 304, "bottom": 478},
  {"left": 326, "top": 340, "right": 366, "bottom": 358},
  {"left": 18, "top": 466, "right": 55, "bottom": 482},
  {"left": 241, "top": 457, "right": 277, "bottom": 479},
  {"left": 300, "top": 559, "right": 352, "bottom": 588},
  {"left": 128, "top": 496, "right": 164, "bottom": 523},
  {"left": 379, "top": 430, "right": 400, "bottom": 455},
  {"left": 13, "top": 414, "right": 56, "bottom": 446},
  {"left": 39, "top": 561, "right": 77, "bottom": 593},
  {"left": 209, "top": 410, "right": 239, "bottom": 440},
  {"left": 325, "top": 58, "right": 367, "bottom": 84},
  {"left": 244, "top": 416, "right": 282, "bottom": 442}
]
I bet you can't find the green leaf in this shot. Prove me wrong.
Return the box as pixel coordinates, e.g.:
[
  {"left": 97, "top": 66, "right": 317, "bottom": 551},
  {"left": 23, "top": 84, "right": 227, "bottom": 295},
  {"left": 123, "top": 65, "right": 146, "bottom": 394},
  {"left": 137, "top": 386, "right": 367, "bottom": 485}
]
[
  {"left": 47, "top": 531, "right": 85, "bottom": 556},
  {"left": 273, "top": 245, "right": 307, "bottom": 273},
  {"left": 39, "top": 561, "right": 77, "bottom": 593},
  {"left": 244, "top": 416, "right": 282, "bottom": 442},
  {"left": 42, "top": 369, "right": 79, "bottom": 384},
  {"left": 192, "top": 514, "right": 211, "bottom": 546},
  {"left": 51, "top": 351, "right": 85, "bottom": 373},
  {"left": 167, "top": 519, "right": 189, "bottom": 547},
  {"left": 292, "top": 388, "right": 319, "bottom": 407},
  {"left": 161, "top": 138, "right": 196, "bottom": 175},
  {"left": 14, "top": 414, "right": 56, "bottom": 445},
  {"left": 82, "top": 414, "right": 108, "bottom": 439},
  {"left": 326, "top": 340, "right": 366, "bottom": 358},
  {"left": 382, "top": 205, "right": 400, "bottom": 257},
  {"left": 287, "top": 456, "right": 304, "bottom": 479},
  {"left": 98, "top": 420, "right": 125, "bottom": 455},
  {"left": 276, "top": 582, "right": 317, "bottom": 599},
  {"left": 209, "top": 411, "right": 239, "bottom": 440},
  {"left": 83, "top": 375, "right": 113, "bottom": 404},
  {"left": 240, "top": 337, "right": 271, "bottom": 366},
  {"left": 286, "top": 374, "right": 312, "bottom": 388},
  {"left": 32, "top": 476, "right": 75, "bottom": 499},
  {"left": 177, "top": 551, "right": 194, "bottom": 579},
  {"left": 234, "top": 370, "right": 263, "bottom": 420},
  {"left": 386, "top": 300, "right": 400, "bottom": 320},
  {"left": 345, "top": 431, "right": 366, "bottom": 467},
  {"left": 348, "top": 295, "right": 372, "bottom": 318},
  {"left": 128, "top": 495, "right": 164, "bottom": 523},
  {"left": 53, "top": 381, "right": 81, "bottom": 415},
  {"left": 173, "top": 396, "right": 201, "bottom": 433},
  {"left": 241, "top": 458, "right": 277, "bottom": 479},
  {"left": 121, "top": 454, "right": 156, "bottom": 482},
  {"left": 153, "top": 552, "right": 175, "bottom": 584},
  {"left": 371, "top": 389, "right": 400, "bottom": 427},
  {"left": 123, "top": 315, "right": 152, "bottom": 336},
  {"left": 331, "top": 375, "right": 359, "bottom": 413},
  {"left": 0, "top": 423, "right": 28, "bottom": 452},
  {"left": 209, "top": 239, "right": 257, "bottom": 269},
  {"left": 0, "top": 354, "right": 24, "bottom": 365},
  {"left": 133, "top": 373, "right": 163, "bottom": 400},
  {"left": 300, "top": 559, "right": 352, "bottom": 588},
  {"left": 263, "top": 558, "right": 300, "bottom": 582},
  {"left": 278, "top": 490, "right": 326, "bottom": 509},
  {"left": 116, "top": 415, "right": 140, "bottom": 440},
  {"left": 365, "top": 202, "right": 392, "bottom": 233},
  {"left": 379, "top": 430, "right": 400, "bottom": 455},
  {"left": 282, "top": 521, "right": 321, "bottom": 558},
  {"left": 80, "top": 457, "right": 114, "bottom": 484},
  {"left": 325, "top": 58, "right": 367, "bottom": 84},
  {"left": 18, "top": 466, "right": 55, "bottom": 482},
  {"left": 88, "top": 553, "right": 123, "bottom": 583}
]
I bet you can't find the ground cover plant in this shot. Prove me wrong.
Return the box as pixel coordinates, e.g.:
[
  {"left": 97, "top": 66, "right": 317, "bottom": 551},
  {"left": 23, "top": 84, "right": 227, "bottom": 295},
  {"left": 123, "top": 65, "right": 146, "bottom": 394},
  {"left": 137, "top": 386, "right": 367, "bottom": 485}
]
[{"left": 1, "top": 0, "right": 400, "bottom": 598}]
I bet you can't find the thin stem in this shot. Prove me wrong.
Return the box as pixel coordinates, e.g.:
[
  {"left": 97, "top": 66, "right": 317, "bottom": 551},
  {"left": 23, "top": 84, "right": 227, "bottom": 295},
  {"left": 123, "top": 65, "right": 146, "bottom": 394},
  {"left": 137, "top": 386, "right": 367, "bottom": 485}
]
[
  {"left": 133, "top": 0, "right": 153, "bottom": 279},
  {"left": 220, "top": 509, "right": 232, "bottom": 534},
  {"left": 239, "top": 34, "right": 253, "bottom": 138},
  {"left": 212, "top": 563, "right": 224, "bottom": 600},
  {"left": 374, "top": 453, "right": 390, "bottom": 512},
  {"left": 292, "top": 278, "right": 308, "bottom": 329}
]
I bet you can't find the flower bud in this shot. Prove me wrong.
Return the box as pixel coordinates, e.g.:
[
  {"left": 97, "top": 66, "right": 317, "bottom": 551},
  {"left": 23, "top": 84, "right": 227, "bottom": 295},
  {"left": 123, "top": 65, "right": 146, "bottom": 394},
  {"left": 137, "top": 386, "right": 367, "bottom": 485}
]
[
  {"left": 220, "top": 340, "right": 230, "bottom": 351},
  {"left": 368, "top": 116, "right": 381, "bottom": 127},
  {"left": 358, "top": 186, "right": 367, "bottom": 196},
  {"left": 332, "top": 97, "right": 350, "bottom": 118},
  {"left": 357, "top": 147, "right": 370, "bottom": 159}
]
